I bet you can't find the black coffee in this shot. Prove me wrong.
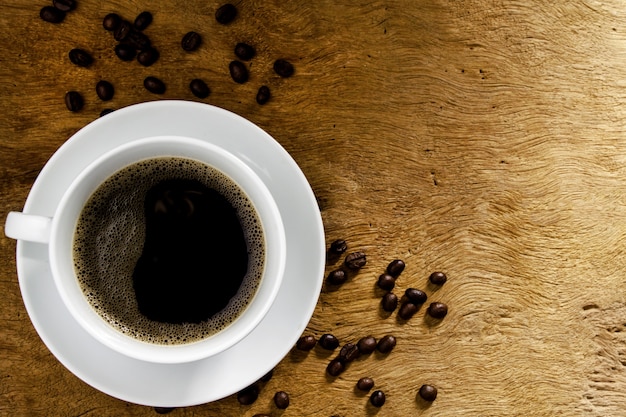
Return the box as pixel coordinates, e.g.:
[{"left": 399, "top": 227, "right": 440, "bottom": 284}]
[
  {"left": 133, "top": 178, "right": 248, "bottom": 324},
  {"left": 73, "top": 157, "right": 265, "bottom": 345}
]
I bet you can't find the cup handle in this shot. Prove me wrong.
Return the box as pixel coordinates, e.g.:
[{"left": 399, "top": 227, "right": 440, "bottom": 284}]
[{"left": 5, "top": 212, "right": 53, "bottom": 244}]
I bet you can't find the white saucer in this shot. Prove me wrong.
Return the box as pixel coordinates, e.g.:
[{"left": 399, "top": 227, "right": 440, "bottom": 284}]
[{"left": 15, "top": 101, "right": 325, "bottom": 407}]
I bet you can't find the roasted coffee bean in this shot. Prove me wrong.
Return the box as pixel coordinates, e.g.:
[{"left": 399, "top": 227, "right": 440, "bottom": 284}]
[
  {"left": 357, "top": 336, "right": 377, "bottom": 354},
  {"left": 326, "top": 269, "right": 347, "bottom": 285},
  {"left": 381, "top": 292, "right": 398, "bottom": 312},
  {"left": 326, "top": 358, "right": 345, "bottom": 376},
  {"left": 318, "top": 333, "right": 339, "bottom": 350},
  {"left": 296, "top": 335, "right": 317, "bottom": 351},
  {"left": 273, "top": 391, "right": 289, "bottom": 409},
  {"left": 427, "top": 302, "right": 448, "bottom": 319},
  {"left": 429, "top": 271, "right": 447, "bottom": 285},
  {"left": 386, "top": 259, "right": 405, "bottom": 277},
  {"left": 103, "top": 13, "right": 121, "bottom": 31},
  {"left": 134, "top": 11, "right": 153, "bottom": 31},
  {"left": 344, "top": 251, "right": 366, "bottom": 270},
  {"left": 114, "top": 20, "right": 132, "bottom": 41},
  {"left": 274, "top": 59, "right": 294, "bottom": 78},
  {"left": 418, "top": 384, "right": 438, "bottom": 402},
  {"left": 100, "top": 108, "right": 115, "bottom": 117},
  {"left": 229, "top": 60, "right": 248, "bottom": 83},
  {"left": 256, "top": 85, "right": 270, "bottom": 105},
  {"left": 181, "top": 31, "right": 202, "bottom": 51},
  {"left": 53, "top": 0, "right": 76, "bottom": 13},
  {"left": 338, "top": 343, "right": 360, "bottom": 363},
  {"left": 398, "top": 301, "right": 418, "bottom": 320},
  {"left": 137, "top": 47, "right": 159, "bottom": 66},
  {"left": 40, "top": 6, "right": 65, "bottom": 23},
  {"left": 237, "top": 384, "right": 259, "bottom": 405},
  {"left": 370, "top": 390, "right": 386, "bottom": 407},
  {"left": 215, "top": 3, "right": 237, "bottom": 24},
  {"left": 405, "top": 288, "right": 427, "bottom": 304},
  {"left": 144, "top": 76, "right": 165, "bottom": 94},
  {"left": 64, "top": 91, "right": 83, "bottom": 112},
  {"left": 189, "top": 78, "right": 210, "bottom": 98},
  {"left": 127, "top": 30, "right": 151, "bottom": 50},
  {"left": 115, "top": 43, "right": 136, "bottom": 61},
  {"left": 153, "top": 407, "right": 175, "bottom": 414},
  {"left": 376, "top": 335, "right": 396, "bottom": 353},
  {"left": 329, "top": 239, "right": 348, "bottom": 255},
  {"left": 235, "top": 42, "right": 255, "bottom": 61},
  {"left": 68, "top": 48, "right": 93, "bottom": 67},
  {"left": 357, "top": 377, "right": 375, "bottom": 391},
  {"left": 377, "top": 273, "right": 396, "bottom": 291},
  {"left": 95, "top": 80, "right": 114, "bottom": 101}
]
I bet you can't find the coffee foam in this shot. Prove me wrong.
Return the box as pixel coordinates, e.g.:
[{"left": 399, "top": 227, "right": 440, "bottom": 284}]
[{"left": 73, "top": 157, "right": 265, "bottom": 345}]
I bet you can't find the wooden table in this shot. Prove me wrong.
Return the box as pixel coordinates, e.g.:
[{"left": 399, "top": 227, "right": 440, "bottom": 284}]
[{"left": 2, "top": 1, "right": 626, "bottom": 415}]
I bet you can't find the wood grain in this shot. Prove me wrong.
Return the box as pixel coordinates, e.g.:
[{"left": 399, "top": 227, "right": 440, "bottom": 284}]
[{"left": 2, "top": 0, "right": 626, "bottom": 415}]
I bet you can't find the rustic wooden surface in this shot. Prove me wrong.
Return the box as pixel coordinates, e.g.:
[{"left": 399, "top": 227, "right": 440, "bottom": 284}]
[{"left": 2, "top": 0, "right": 626, "bottom": 415}]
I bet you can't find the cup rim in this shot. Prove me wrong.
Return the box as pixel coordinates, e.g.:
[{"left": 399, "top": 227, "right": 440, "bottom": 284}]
[{"left": 48, "top": 136, "right": 286, "bottom": 364}]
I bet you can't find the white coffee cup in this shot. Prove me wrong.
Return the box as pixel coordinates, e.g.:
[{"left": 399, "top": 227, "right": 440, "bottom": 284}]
[{"left": 5, "top": 136, "right": 286, "bottom": 364}]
